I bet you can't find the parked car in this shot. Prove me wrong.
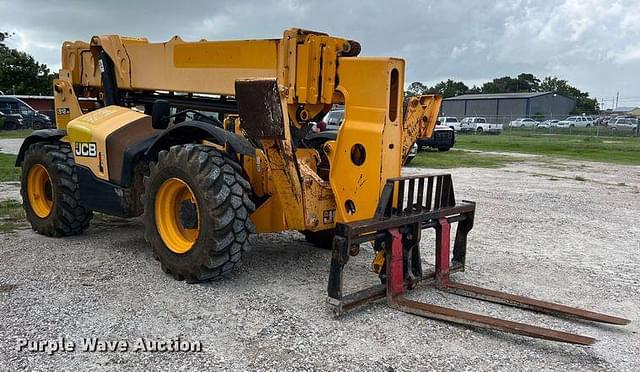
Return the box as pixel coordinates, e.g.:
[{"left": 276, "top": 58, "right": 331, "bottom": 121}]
[
  {"left": 537, "top": 119, "right": 559, "bottom": 128},
  {"left": 557, "top": 116, "right": 593, "bottom": 128},
  {"left": 0, "top": 96, "right": 52, "bottom": 129},
  {"left": 609, "top": 117, "right": 639, "bottom": 131},
  {"left": 416, "top": 125, "right": 455, "bottom": 151},
  {"left": 460, "top": 117, "right": 502, "bottom": 134},
  {"left": 438, "top": 116, "right": 461, "bottom": 131},
  {"left": 318, "top": 109, "right": 344, "bottom": 131},
  {"left": 508, "top": 118, "right": 538, "bottom": 128},
  {"left": 0, "top": 111, "right": 23, "bottom": 130}
]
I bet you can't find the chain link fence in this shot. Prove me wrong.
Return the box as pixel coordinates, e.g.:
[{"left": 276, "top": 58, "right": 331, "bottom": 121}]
[{"left": 448, "top": 114, "right": 640, "bottom": 138}]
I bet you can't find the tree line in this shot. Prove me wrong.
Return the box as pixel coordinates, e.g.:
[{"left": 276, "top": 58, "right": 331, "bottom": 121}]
[
  {"left": 0, "top": 32, "right": 58, "bottom": 96},
  {"left": 405, "top": 73, "right": 598, "bottom": 114}
]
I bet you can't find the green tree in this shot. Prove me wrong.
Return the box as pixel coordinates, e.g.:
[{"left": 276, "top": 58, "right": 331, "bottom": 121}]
[
  {"left": 406, "top": 81, "right": 427, "bottom": 97},
  {"left": 540, "top": 76, "right": 599, "bottom": 114},
  {"left": 516, "top": 73, "right": 540, "bottom": 92},
  {"left": 0, "top": 32, "right": 57, "bottom": 95},
  {"left": 0, "top": 32, "right": 14, "bottom": 46},
  {"left": 426, "top": 79, "right": 469, "bottom": 98},
  {"left": 481, "top": 73, "right": 540, "bottom": 93}
]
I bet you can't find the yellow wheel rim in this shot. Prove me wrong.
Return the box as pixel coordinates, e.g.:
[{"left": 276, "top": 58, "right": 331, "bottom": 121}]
[
  {"left": 27, "top": 164, "right": 53, "bottom": 218},
  {"left": 155, "top": 178, "right": 200, "bottom": 254}
]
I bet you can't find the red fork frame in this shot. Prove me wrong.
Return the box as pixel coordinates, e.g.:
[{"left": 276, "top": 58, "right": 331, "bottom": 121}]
[{"left": 385, "top": 218, "right": 629, "bottom": 345}]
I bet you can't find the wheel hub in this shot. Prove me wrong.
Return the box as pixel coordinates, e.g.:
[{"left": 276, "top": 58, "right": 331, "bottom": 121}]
[
  {"left": 154, "top": 178, "right": 200, "bottom": 254},
  {"left": 27, "top": 164, "right": 54, "bottom": 218}
]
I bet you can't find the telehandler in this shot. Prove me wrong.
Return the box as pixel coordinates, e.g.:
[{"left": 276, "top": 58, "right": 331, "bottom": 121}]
[{"left": 16, "top": 28, "right": 628, "bottom": 344}]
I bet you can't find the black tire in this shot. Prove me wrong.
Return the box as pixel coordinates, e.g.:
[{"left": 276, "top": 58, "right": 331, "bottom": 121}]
[
  {"left": 32, "top": 121, "right": 43, "bottom": 130},
  {"left": 303, "top": 229, "right": 335, "bottom": 249},
  {"left": 143, "top": 144, "right": 255, "bottom": 282},
  {"left": 20, "top": 141, "right": 92, "bottom": 236},
  {"left": 438, "top": 147, "right": 450, "bottom": 152},
  {"left": 476, "top": 127, "right": 483, "bottom": 134}
]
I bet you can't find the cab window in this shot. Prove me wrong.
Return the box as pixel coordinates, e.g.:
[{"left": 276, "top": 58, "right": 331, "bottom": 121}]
[{"left": 19, "top": 104, "right": 33, "bottom": 116}]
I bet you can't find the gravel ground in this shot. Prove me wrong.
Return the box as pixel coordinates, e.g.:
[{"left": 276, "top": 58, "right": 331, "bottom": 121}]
[{"left": 0, "top": 156, "right": 638, "bottom": 371}]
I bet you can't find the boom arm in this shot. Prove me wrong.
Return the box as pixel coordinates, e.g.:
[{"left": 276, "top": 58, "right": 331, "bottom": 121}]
[
  {"left": 54, "top": 28, "right": 441, "bottom": 228},
  {"left": 401, "top": 95, "right": 443, "bottom": 162}
]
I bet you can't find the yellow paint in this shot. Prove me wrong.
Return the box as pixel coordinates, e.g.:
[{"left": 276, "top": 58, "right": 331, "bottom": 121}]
[
  {"left": 329, "top": 57, "right": 405, "bottom": 223},
  {"left": 402, "top": 95, "right": 442, "bottom": 162},
  {"left": 154, "top": 178, "right": 200, "bottom": 254},
  {"left": 27, "top": 164, "right": 53, "bottom": 218},
  {"left": 53, "top": 77, "right": 83, "bottom": 130},
  {"left": 174, "top": 40, "right": 278, "bottom": 69},
  {"left": 66, "top": 106, "right": 149, "bottom": 180},
  {"left": 57, "top": 28, "right": 433, "bottom": 237},
  {"left": 372, "top": 250, "right": 385, "bottom": 273}
]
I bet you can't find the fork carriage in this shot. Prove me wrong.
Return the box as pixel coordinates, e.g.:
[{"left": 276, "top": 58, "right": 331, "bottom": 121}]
[{"left": 327, "top": 174, "right": 629, "bottom": 345}]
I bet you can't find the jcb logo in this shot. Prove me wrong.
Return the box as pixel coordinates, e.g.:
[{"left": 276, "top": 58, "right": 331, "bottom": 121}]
[{"left": 75, "top": 142, "right": 97, "bottom": 158}]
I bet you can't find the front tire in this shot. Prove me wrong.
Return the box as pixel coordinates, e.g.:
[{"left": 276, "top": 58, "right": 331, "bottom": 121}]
[
  {"left": 20, "top": 141, "right": 92, "bottom": 236},
  {"left": 143, "top": 144, "right": 255, "bottom": 282}
]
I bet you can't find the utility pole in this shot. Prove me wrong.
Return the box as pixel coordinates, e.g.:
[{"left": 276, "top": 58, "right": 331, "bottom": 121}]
[{"left": 615, "top": 92, "right": 619, "bottom": 109}]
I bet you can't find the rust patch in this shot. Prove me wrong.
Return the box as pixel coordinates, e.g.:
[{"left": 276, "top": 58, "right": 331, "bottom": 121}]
[{"left": 235, "top": 78, "right": 285, "bottom": 140}]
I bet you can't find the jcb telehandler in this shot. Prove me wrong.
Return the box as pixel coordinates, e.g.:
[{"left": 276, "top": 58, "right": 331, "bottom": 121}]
[{"left": 16, "top": 28, "right": 628, "bottom": 344}]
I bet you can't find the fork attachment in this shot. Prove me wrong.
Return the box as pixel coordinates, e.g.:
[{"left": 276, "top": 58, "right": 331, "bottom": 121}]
[{"left": 327, "top": 174, "right": 630, "bottom": 345}]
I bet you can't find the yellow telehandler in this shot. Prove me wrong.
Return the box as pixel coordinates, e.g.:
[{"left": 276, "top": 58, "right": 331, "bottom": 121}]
[{"left": 16, "top": 28, "right": 628, "bottom": 344}]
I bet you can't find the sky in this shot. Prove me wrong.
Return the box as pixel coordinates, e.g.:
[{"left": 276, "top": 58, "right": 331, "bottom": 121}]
[{"left": 2, "top": 0, "right": 639, "bottom": 108}]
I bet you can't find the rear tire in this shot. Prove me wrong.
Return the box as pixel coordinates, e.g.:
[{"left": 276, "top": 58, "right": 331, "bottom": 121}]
[
  {"left": 20, "top": 141, "right": 92, "bottom": 236},
  {"left": 143, "top": 144, "right": 255, "bottom": 282},
  {"left": 438, "top": 147, "right": 450, "bottom": 152}
]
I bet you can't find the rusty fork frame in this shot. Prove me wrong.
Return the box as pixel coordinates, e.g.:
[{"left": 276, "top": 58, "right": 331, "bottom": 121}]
[{"left": 327, "top": 174, "right": 630, "bottom": 345}]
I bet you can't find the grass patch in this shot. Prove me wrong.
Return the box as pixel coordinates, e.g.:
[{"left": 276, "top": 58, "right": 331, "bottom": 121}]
[
  {"left": 456, "top": 132, "right": 640, "bottom": 165},
  {"left": 408, "top": 149, "right": 521, "bottom": 168},
  {"left": 0, "top": 129, "right": 31, "bottom": 139},
  {"left": 0, "top": 153, "right": 20, "bottom": 182},
  {"left": 0, "top": 199, "right": 27, "bottom": 233}
]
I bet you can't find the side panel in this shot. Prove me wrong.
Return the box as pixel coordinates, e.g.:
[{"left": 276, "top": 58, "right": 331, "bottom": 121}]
[
  {"left": 328, "top": 58, "right": 405, "bottom": 223},
  {"left": 66, "top": 106, "right": 151, "bottom": 181},
  {"left": 105, "top": 117, "right": 158, "bottom": 185},
  {"left": 124, "top": 39, "right": 280, "bottom": 96}
]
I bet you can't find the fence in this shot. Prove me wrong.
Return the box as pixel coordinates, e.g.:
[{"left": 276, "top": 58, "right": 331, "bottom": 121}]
[{"left": 449, "top": 114, "right": 640, "bottom": 138}]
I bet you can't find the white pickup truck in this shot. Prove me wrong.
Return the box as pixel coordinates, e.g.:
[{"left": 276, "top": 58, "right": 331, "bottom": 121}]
[
  {"left": 460, "top": 117, "right": 503, "bottom": 134},
  {"left": 438, "top": 116, "right": 461, "bottom": 131}
]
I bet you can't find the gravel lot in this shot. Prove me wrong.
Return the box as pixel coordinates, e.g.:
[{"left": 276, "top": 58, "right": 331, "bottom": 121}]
[{"left": 0, "top": 153, "right": 638, "bottom": 371}]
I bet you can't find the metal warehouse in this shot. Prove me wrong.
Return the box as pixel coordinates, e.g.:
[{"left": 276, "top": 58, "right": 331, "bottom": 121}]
[{"left": 440, "top": 92, "right": 576, "bottom": 123}]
